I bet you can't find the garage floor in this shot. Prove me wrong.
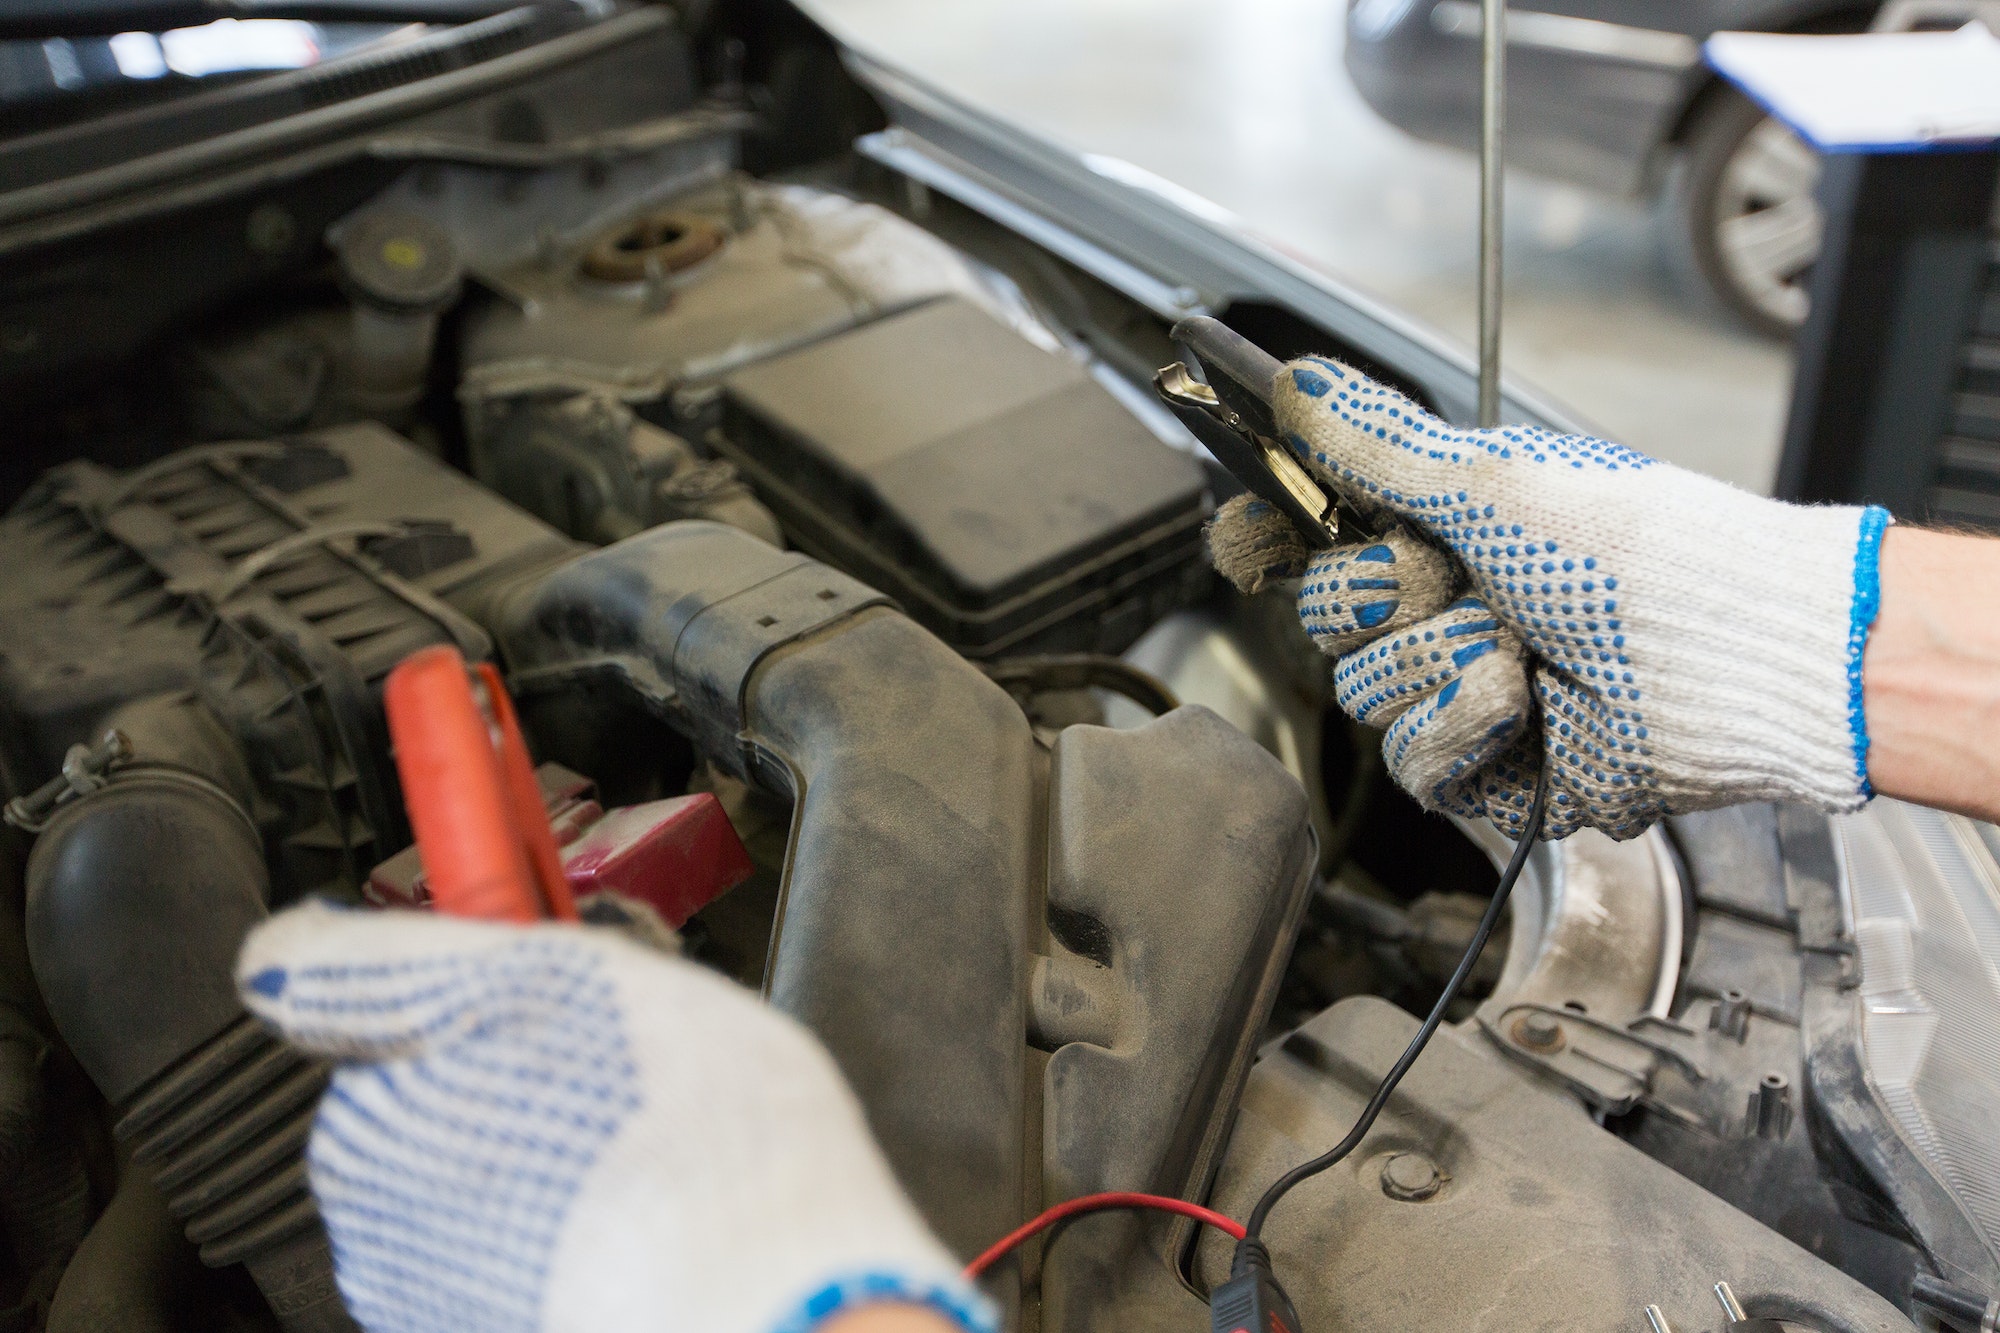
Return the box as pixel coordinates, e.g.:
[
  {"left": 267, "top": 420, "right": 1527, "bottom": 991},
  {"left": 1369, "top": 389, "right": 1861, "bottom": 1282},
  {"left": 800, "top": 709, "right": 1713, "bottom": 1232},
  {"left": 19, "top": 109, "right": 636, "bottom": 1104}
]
[{"left": 803, "top": 0, "right": 1796, "bottom": 493}]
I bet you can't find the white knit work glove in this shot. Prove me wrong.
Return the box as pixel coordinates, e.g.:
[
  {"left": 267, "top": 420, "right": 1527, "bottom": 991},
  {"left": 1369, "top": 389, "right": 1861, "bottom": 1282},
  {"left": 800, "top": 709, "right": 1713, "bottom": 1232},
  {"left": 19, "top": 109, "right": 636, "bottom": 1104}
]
[
  {"left": 1205, "top": 356, "right": 1891, "bottom": 841},
  {"left": 234, "top": 902, "right": 993, "bottom": 1333}
]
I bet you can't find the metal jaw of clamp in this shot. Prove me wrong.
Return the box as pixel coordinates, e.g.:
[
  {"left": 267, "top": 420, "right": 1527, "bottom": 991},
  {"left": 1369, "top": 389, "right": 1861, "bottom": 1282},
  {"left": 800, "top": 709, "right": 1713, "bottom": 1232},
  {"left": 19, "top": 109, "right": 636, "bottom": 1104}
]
[{"left": 1153, "top": 315, "right": 1343, "bottom": 550}]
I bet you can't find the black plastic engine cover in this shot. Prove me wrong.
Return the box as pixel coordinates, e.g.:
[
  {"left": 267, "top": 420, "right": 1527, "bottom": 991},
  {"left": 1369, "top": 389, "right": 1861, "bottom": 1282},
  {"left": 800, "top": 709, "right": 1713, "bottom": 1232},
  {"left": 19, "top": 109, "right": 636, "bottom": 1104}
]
[
  {"left": 1, "top": 427, "right": 577, "bottom": 1332},
  {"left": 3, "top": 427, "right": 1306, "bottom": 1329},
  {"left": 0, "top": 425, "right": 575, "bottom": 900},
  {"left": 499, "top": 521, "right": 1316, "bottom": 1320},
  {"left": 715, "top": 297, "right": 1211, "bottom": 657}
]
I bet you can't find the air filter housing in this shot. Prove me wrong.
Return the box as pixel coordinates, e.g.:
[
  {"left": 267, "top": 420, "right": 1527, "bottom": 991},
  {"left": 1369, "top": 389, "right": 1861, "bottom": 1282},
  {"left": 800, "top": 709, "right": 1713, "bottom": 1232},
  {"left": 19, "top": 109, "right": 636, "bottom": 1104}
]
[{"left": 716, "top": 298, "right": 1210, "bottom": 657}]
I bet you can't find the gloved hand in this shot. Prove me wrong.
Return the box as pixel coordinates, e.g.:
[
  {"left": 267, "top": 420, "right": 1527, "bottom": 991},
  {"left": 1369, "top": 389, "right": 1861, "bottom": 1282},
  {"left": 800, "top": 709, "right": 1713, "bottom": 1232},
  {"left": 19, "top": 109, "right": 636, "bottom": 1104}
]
[
  {"left": 1206, "top": 357, "right": 1891, "bottom": 840},
  {"left": 235, "top": 902, "right": 993, "bottom": 1333}
]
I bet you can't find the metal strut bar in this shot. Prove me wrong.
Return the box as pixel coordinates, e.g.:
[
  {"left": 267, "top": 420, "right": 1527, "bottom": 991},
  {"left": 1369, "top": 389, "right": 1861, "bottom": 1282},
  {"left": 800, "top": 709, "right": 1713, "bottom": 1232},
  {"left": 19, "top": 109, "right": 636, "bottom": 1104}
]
[{"left": 1478, "top": 0, "right": 1507, "bottom": 427}]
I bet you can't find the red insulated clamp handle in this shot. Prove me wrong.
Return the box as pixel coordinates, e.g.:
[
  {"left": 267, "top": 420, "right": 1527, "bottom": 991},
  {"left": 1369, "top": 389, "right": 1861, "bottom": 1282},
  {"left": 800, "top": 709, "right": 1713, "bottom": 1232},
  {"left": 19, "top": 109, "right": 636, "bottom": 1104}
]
[{"left": 382, "top": 645, "right": 578, "bottom": 923}]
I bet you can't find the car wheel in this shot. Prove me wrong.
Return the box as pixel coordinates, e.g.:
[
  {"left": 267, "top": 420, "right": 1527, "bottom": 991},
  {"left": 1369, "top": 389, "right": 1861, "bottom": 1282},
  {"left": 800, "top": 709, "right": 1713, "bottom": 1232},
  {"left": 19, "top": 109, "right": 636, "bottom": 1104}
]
[{"left": 1681, "top": 90, "right": 1822, "bottom": 338}]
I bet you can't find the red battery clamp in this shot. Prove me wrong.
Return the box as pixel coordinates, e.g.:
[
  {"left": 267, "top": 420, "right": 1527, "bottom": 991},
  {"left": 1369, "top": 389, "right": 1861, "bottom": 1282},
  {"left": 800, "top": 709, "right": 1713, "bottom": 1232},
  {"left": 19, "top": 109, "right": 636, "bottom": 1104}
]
[{"left": 382, "top": 645, "right": 580, "bottom": 923}]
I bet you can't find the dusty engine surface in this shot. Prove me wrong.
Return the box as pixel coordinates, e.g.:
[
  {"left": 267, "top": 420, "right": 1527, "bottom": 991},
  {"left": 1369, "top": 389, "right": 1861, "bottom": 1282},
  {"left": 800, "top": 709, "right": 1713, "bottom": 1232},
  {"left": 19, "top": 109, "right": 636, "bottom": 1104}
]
[
  {"left": 711, "top": 296, "right": 1209, "bottom": 656},
  {"left": 1, "top": 14, "right": 1997, "bottom": 1331},
  {"left": 0, "top": 429, "right": 574, "bottom": 905},
  {"left": 0, "top": 424, "right": 1311, "bottom": 1332},
  {"left": 0, "top": 427, "right": 575, "bottom": 1329},
  {"left": 453, "top": 179, "right": 1211, "bottom": 658}
]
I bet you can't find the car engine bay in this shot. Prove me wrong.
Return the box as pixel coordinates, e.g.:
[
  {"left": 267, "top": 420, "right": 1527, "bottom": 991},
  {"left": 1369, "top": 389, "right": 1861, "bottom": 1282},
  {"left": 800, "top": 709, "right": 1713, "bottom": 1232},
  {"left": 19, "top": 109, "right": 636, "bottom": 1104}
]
[{"left": 0, "top": 5, "right": 1995, "bottom": 1331}]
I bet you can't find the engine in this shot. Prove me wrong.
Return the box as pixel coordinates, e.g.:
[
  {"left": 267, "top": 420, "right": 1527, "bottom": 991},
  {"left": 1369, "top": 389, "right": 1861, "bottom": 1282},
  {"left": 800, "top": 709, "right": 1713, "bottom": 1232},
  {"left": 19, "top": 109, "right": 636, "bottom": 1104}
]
[{"left": 0, "top": 13, "right": 1996, "bottom": 1332}]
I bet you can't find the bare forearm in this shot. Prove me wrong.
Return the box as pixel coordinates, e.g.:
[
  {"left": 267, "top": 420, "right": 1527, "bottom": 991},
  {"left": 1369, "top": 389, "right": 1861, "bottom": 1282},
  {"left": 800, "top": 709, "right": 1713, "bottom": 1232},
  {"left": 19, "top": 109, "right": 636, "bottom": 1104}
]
[{"left": 1861, "top": 526, "right": 2000, "bottom": 821}]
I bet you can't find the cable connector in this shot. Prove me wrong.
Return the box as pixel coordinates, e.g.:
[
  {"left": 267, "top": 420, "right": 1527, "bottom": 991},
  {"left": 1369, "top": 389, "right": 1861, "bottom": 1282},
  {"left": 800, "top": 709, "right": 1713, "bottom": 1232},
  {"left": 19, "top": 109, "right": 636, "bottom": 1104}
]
[
  {"left": 1911, "top": 1273, "right": 2000, "bottom": 1333},
  {"left": 1211, "top": 1238, "right": 1302, "bottom": 1333}
]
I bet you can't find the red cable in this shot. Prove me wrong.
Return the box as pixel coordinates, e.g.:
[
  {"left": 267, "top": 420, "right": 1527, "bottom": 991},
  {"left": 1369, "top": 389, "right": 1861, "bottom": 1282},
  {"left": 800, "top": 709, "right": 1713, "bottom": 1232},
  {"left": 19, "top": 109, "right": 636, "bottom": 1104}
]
[{"left": 963, "top": 1192, "right": 1246, "bottom": 1279}]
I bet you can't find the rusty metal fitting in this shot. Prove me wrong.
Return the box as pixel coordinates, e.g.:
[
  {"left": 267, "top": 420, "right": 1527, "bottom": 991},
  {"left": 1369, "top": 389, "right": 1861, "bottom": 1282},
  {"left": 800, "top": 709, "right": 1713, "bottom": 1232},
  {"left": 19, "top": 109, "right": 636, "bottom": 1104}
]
[
  {"left": 582, "top": 210, "right": 726, "bottom": 283},
  {"left": 1512, "top": 1010, "right": 1566, "bottom": 1052}
]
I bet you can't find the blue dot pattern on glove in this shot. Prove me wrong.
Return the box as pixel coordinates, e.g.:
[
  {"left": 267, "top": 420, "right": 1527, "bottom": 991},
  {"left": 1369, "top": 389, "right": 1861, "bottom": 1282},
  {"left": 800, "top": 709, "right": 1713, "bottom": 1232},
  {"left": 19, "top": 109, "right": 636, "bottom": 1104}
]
[
  {"left": 273, "top": 938, "right": 642, "bottom": 1333},
  {"left": 1229, "top": 496, "right": 1313, "bottom": 585},
  {"left": 1300, "top": 542, "right": 1401, "bottom": 638},
  {"left": 1332, "top": 596, "right": 1504, "bottom": 725},
  {"left": 1287, "top": 358, "right": 1661, "bottom": 835},
  {"left": 1326, "top": 594, "right": 1532, "bottom": 828},
  {"left": 1295, "top": 528, "right": 1458, "bottom": 658}
]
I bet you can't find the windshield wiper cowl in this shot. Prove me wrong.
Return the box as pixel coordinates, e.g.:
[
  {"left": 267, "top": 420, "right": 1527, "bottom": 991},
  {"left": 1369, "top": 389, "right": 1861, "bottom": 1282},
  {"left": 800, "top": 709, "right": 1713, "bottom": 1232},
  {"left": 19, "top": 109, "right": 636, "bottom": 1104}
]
[{"left": 0, "top": 0, "right": 599, "bottom": 42}]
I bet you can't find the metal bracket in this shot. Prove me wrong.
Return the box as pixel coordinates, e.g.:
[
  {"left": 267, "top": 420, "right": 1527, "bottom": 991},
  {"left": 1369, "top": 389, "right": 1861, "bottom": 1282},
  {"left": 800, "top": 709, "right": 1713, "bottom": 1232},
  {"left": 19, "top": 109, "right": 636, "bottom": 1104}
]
[{"left": 3, "top": 730, "right": 131, "bottom": 833}]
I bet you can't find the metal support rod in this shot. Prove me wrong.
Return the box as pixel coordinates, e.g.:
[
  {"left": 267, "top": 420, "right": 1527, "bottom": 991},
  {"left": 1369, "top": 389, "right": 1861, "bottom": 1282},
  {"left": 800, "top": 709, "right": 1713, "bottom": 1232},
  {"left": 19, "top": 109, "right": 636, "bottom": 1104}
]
[{"left": 1477, "top": 0, "right": 1506, "bottom": 427}]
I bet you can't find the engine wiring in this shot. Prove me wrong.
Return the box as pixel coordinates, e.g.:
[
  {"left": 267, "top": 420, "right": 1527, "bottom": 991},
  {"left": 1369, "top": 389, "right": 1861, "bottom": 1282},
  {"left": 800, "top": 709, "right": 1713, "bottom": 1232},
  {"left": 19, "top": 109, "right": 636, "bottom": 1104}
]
[
  {"left": 970, "top": 767, "right": 1552, "bottom": 1329},
  {"left": 964, "top": 1192, "right": 1247, "bottom": 1279},
  {"left": 1243, "top": 769, "right": 1551, "bottom": 1239},
  {"left": 1208, "top": 767, "right": 1552, "bottom": 1332}
]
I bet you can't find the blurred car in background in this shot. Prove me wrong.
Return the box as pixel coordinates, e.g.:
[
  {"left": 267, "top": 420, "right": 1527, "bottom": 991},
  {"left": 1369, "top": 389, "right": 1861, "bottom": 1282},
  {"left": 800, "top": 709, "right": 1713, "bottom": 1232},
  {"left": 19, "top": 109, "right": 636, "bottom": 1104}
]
[
  {"left": 1343, "top": 0, "right": 1868, "bottom": 337},
  {"left": 1, "top": 3, "right": 1998, "bottom": 1332}
]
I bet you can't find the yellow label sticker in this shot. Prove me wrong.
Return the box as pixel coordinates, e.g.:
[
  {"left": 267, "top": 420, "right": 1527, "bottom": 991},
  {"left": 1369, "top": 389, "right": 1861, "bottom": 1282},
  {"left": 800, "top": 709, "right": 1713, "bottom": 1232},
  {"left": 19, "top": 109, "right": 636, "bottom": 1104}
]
[{"left": 381, "top": 238, "right": 426, "bottom": 270}]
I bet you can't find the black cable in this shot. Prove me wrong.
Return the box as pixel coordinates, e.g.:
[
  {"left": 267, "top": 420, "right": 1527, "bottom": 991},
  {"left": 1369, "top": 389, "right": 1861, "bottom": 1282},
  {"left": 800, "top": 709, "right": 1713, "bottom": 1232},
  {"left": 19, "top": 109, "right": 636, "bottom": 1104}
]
[{"left": 1242, "top": 765, "right": 1551, "bottom": 1239}]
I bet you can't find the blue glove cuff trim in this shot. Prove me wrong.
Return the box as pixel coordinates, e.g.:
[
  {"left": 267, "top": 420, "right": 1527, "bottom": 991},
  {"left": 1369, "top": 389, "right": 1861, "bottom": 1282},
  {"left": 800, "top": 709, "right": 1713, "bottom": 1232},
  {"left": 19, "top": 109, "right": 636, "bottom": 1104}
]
[
  {"left": 1847, "top": 505, "right": 1891, "bottom": 798},
  {"left": 771, "top": 1271, "right": 999, "bottom": 1333}
]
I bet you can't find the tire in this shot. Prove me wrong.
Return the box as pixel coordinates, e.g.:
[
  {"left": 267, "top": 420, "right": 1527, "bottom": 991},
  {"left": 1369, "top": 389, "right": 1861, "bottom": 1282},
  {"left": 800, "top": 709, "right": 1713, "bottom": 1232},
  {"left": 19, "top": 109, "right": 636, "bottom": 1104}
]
[{"left": 1679, "top": 89, "right": 1823, "bottom": 339}]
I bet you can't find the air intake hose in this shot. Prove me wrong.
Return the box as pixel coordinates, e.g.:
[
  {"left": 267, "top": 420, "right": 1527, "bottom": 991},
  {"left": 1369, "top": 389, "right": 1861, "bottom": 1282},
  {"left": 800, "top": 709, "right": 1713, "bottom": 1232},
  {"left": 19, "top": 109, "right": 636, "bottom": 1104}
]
[
  {"left": 25, "top": 771, "right": 351, "bottom": 1332},
  {"left": 498, "top": 520, "right": 1037, "bottom": 1260},
  {"left": 495, "top": 519, "right": 1320, "bottom": 1327},
  {"left": 0, "top": 908, "right": 89, "bottom": 1282}
]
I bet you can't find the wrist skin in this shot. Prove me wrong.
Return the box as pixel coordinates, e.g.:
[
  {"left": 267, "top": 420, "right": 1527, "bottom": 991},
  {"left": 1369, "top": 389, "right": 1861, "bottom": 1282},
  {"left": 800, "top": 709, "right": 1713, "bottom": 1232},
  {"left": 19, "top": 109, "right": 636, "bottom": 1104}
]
[
  {"left": 822, "top": 1307, "right": 965, "bottom": 1333},
  {"left": 1861, "top": 526, "right": 2000, "bottom": 822}
]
